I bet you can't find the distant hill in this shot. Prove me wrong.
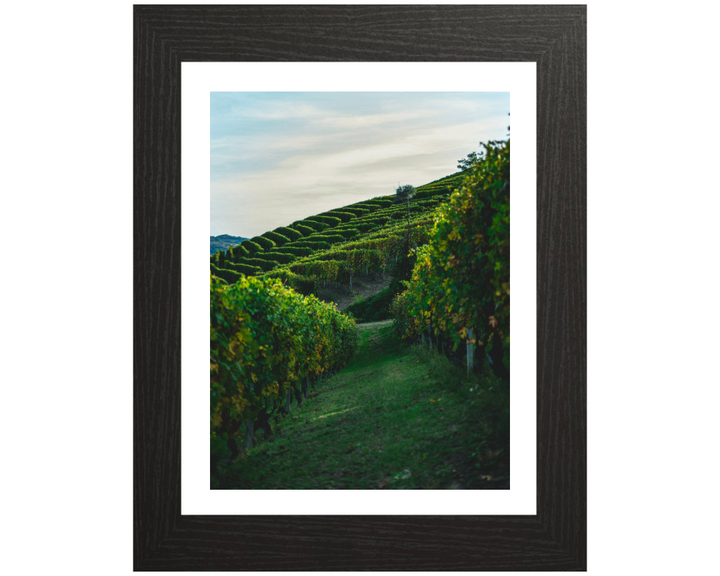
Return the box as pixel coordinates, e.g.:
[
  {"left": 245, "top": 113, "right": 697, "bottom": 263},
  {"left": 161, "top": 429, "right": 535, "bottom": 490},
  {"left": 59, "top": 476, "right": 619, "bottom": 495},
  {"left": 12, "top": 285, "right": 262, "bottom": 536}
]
[{"left": 210, "top": 234, "right": 248, "bottom": 255}]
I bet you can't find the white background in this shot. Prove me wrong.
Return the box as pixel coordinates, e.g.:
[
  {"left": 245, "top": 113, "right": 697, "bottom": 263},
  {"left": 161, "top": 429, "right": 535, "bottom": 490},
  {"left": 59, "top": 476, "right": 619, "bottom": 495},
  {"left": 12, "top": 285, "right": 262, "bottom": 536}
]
[
  {"left": 1, "top": 1, "right": 718, "bottom": 575},
  {"left": 182, "top": 62, "right": 536, "bottom": 515}
]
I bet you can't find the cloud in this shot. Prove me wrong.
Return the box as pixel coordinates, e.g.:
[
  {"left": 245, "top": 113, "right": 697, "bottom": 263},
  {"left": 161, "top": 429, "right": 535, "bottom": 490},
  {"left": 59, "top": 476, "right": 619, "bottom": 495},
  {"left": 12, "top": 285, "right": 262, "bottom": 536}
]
[
  {"left": 315, "top": 108, "right": 433, "bottom": 130},
  {"left": 210, "top": 92, "right": 509, "bottom": 236},
  {"left": 231, "top": 103, "right": 325, "bottom": 121}
]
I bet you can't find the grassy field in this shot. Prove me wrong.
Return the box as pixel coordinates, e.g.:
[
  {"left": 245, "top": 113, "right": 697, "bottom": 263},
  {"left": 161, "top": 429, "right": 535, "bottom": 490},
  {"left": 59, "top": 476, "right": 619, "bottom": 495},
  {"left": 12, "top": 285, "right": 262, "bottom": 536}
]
[{"left": 213, "top": 320, "right": 509, "bottom": 489}]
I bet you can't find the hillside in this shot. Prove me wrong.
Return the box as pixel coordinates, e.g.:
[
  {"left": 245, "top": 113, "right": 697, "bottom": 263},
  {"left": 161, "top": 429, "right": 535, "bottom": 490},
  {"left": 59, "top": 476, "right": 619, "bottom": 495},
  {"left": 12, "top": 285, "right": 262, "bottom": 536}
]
[
  {"left": 210, "top": 171, "right": 465, "bottom": 317},
  {"left": 210, "top": 234, "right": 248, "bottom": 255},
  {"left": 210, "top": 138, "right": 510, "bottom": 490}
]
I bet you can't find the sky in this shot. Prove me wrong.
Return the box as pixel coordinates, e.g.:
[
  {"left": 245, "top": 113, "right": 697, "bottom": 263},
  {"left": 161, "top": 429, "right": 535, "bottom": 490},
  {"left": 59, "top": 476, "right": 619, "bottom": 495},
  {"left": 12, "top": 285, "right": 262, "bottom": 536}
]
[{"left": 211, "top": 92, "right": 509, "bottom": 237}]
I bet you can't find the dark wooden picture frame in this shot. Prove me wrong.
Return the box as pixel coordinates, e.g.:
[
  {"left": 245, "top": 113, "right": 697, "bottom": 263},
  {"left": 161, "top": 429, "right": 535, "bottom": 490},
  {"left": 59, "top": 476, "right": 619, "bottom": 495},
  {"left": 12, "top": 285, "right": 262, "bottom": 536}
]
[{"left": 134, "top": 4, "right": 586, "bottom": 571}]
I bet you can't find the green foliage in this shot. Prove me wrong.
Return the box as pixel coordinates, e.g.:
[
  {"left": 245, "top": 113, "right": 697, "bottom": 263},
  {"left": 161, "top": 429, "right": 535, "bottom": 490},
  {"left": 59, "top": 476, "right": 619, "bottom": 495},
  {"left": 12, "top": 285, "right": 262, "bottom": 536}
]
[
  {"left": 210, "top": 161, "right": 471, "bottom": 343},
  {"left": 346, "top": 284, "right": 401, "bottom": 323},
  {"left": 290, "top": 223, "right": 316, "bottom": 236},
  {"left": 338, "top": 207, "right": 369, "bottom": 217},
  {"left": 458, "top": 150, "right": 481, "bottom": 171},
  {"left": 350, "top": 223, "right": 376, "bottom": 233},
  {"left": 332, "top": 228, "right": 359, "bottom": 239},
  {"left": 211, "top": 263, "right": 242, "bottom": 285},
  {"left": 243, "top": 240, "right": 262, "bottom": 255},
  {"left": 387, "top": 205, "right": 422, "bottom": 216},
  {"left": 306, "top": 234, "right": 345, "bottom": 245},
  {"left": 290, "top": 259, "right": 349, "bottom": 282},
  {"left": 415, "top": 171, "right": 465, "bottom": 190},
  {"left": 389, "top": 290, "right": 413, "bottom": 337},
  {"left": 415, "top": 186, "right": 452, "bottom": 200},
  {"left": 358, "top": 215, "right": 390, "bottom": 228},
  {"left": 355, "top": 202, "right": 382, "bottom": 211},
  {"left": 214, "top": 320, "right": 508, "bottom": 489},
  {"left": 293, "top": 240, "right": 332, "bottom": 251},
  {"left": 225, "top": 245, "right": 251, "bottom": 264},
  {"left": 211, "top": 274, "right": 357, "bottom": 462},
  {"left": 357, "top": 198, "right": 392, "bottom": 209},
  {"left": 209, "top": 146, "right": 512, "bottom": 476},
  {"left": 261, "top": 231, "right": 290, "bottom": 247},
  {"left": 270, "top": 246, "right": 312, "bottom": 257},
  {"left": 394, "top": 184, "right": 417, "bottom": 204},
  {"left": 251, "top": 236, "right": 275, "bottom": 251},
  {"left": 274, "top": 227, "right": 303, "bottom": 242},
  {"left": 296, "top": 219, "right": 328, "bottom": 233},
  {"left": 235, "top": 257, "right": 278, "bottom": 272},
  {"left": 208, "top": 155, "right": 513, "bottom": 479},
  {"left": 264, "top": 268, "right": 316, "bottom": 295},
  {"left": 285, "top": 222, "right": 432, "bottom": 286},
  {"left": 254, "top": 252, "right": 296, "bottom": 265},
  {"left": 325, "top": 211, "right": 355, "bottom": 223},
  {"left": 392, "top": 138, "right": 510, "bottom": 371},
  {"left": 224, "top": 261, "right": 264, "bottom": 276},
  {"left": 306, "top": 215, "right": 341, "bottom": 227}
]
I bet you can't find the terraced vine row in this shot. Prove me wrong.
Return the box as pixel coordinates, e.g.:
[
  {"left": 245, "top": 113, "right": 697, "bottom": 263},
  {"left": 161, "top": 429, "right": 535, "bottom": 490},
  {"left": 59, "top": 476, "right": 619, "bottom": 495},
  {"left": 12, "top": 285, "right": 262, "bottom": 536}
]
[
  {"left": 391, "top": 139, "right": 510, "bottom": 378},
  {"left": 210, "top": 171, "right": 466, "bottom": 291},
  {"left": 210, "top": 274, "right": 358, "bottom": 468}
]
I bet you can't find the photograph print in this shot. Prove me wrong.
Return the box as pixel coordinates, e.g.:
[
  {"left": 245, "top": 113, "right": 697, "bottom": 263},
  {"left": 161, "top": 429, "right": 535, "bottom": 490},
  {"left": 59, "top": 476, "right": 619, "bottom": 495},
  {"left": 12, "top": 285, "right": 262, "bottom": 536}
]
[{"left": 210, "top": 92, "right": 510, "bottom": 489}]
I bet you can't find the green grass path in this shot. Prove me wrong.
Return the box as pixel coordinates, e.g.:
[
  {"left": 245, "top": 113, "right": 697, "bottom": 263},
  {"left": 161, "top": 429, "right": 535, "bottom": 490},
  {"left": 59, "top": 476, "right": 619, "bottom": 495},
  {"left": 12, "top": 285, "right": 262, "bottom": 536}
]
[{"left": 215, "top": 320, "right": 509, "bottom": 489}]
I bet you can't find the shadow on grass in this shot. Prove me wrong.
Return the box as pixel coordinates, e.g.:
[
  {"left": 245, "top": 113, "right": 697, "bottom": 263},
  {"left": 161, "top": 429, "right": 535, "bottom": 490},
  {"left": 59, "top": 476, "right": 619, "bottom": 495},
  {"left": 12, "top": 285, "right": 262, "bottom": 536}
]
[{"left": 213, "top": 320, "right": 509, "bottom": 490}]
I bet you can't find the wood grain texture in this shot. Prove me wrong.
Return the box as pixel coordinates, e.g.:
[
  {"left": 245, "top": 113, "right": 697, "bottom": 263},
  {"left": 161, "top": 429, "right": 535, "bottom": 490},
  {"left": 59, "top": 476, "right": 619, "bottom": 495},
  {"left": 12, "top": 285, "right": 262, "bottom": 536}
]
[{"left": 134, "top": 5, "right": 586, "bottom": 571}]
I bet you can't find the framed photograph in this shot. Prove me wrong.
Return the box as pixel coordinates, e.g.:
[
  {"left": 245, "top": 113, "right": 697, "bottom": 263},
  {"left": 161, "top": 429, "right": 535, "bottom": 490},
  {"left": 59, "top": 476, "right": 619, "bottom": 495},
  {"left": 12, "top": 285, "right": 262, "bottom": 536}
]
[
  {"left": 187, "top": 64, "right": 532, "bottom": 512},
  {"left": 135, "top": 4, "right": 586, "bottom": 570}
]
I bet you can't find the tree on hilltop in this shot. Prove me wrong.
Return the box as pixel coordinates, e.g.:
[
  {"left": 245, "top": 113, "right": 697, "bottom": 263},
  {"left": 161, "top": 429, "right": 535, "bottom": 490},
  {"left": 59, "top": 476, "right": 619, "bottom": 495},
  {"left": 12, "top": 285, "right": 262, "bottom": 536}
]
[
  {"left": 457, "top": 151, "right": 482, "bottom": 171},
  {"left": 394, "top": 184, "right": 416, "bottom": 229},
  {"left": 458, "top": 113, "right": 509, "bottom": 171}
]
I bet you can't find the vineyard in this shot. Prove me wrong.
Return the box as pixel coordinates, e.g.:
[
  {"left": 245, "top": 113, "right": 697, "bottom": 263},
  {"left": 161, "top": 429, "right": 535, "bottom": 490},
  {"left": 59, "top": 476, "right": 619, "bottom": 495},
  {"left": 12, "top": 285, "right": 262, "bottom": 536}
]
[
  {"left": 211, "top": 275, "right": 356, "bottom": 474},
  {"left": 210, "top": 138, "right": 510, "bottom": 487},
  {"left": 213, "top": 320, "right": 509, "bottom": 489},
  {"left": 210, "top": 170, "right": 465, "bottom": 291}
]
